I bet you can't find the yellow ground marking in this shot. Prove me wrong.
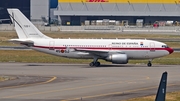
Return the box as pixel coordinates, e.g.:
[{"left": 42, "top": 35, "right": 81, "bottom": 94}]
[
  {"left": 2, "top": 77, "right": 149, "bottom": 99},
  {"left": 0, "top": 76, "right": 57, "bottom": 90},
  {"left": 146, "top": 76, "right": 150, "bottom": 79},
  {"left": 0, "top": 76, "right": 17, "bottom": 82},
  {"left": 62, "top": 83, "right": 179, "bottom": 101}
]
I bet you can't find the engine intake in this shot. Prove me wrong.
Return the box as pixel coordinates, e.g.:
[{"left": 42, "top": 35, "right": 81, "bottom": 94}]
[{"left": 106, "top": 54, "right": 128, "bottom": 64}]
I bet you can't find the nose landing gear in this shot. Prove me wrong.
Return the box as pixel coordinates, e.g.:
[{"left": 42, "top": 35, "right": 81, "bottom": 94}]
[{"left": 147, "top": 59, "right": 152, "bottom": 67}]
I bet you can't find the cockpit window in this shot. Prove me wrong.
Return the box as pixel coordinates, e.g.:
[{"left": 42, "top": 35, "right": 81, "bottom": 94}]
[{"left": 162, "top": 45, "right": 169, "bottom": 48}]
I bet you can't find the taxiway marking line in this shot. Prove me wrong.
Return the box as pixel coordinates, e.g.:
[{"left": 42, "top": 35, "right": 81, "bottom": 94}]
[
  {"left": 2, "top": 77, "right": 149, "bottom": 99},
  {"left": 61, "top": 83, "right": 179, "bottom": 101},
  {"left": 0, "top": 76, "right": 57, "bottom": 90}
]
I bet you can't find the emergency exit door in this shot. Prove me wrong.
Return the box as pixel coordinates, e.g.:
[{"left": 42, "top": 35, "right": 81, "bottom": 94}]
[
  {"left": 49, "top": 41, "right": 55, "bottom": 50},
  {"left": 150, "top": 42, "right": 155, "bottom": 52}
]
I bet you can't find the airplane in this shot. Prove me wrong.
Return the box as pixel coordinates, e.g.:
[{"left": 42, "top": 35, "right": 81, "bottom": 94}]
[
  {"left": 155, "top": 71, "right": 167, "bottom": 101},
  {"left": 7, "top": 9, "right": 174, "bottom": 67}
]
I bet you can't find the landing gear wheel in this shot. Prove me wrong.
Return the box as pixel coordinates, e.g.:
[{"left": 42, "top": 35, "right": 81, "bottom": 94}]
[
  {"left": 147, "top": 62, "right": 152, "bottom": 67},
  {"left": 95, "top": 62, "right": 100, "bottom": 67},
  {"left": 89, "top": 62, "right": 94, "bottom": 67}
]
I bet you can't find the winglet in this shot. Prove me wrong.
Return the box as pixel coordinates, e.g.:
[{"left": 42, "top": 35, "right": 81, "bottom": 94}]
[{"left": 155, "top": 72, "right": 167, "bottom": 101}]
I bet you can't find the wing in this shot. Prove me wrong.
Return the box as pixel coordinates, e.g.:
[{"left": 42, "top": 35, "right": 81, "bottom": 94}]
[
  {"left": 75, "top": 48, "right": 108, "bottom": 53},
  {"left": 74, "top": 48, "right": 124, "bottom": 57}
]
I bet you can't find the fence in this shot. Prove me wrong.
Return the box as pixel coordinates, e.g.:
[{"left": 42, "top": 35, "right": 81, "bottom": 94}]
[{"left": 1, "top": 24, "right": 180, "bottom": 33}]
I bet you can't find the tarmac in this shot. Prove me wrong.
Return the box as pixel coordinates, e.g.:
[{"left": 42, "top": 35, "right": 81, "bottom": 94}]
[{"left": 0, "top": 63, "right": 180, "bottom": 101}]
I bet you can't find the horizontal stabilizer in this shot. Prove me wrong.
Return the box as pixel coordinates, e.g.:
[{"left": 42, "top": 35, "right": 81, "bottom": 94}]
[{"left": 9, "top": 39, "right": 34, "bottom": 47}]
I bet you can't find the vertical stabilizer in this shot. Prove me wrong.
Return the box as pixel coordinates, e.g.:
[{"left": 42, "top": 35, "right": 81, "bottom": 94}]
[
  {"left": 155, "top": 72, "right": 167, "bottom": 101},
  {"left": 7, "top": 9, "right": 51, "bottom": 39}
]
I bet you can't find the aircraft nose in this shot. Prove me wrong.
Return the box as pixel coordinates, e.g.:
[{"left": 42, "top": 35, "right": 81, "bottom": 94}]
[{"left": 167, "top": 48, "right": 174, "bottom": 54}]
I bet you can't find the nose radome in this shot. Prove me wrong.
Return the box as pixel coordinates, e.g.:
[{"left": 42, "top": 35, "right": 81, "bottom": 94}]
[{"left": 168, "top": 48, "right": 174, "bottom": 54}]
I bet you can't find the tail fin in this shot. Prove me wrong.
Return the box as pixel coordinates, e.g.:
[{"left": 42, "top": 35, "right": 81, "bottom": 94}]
[
  {"left": 155, "top": 72, "right": 167, "bottom": 101},
  {"left": 7, "top": 9, "right": 51, "bottom": 39}
]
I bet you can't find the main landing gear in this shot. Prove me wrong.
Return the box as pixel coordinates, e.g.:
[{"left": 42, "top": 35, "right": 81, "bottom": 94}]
[
  {"left": 147, "top": 59, "right": 152, "bottom": 67},
  {"left": 89, "top": 62, "right": 100, "bottom": 67},
  {"left": 89, "top": 57, "right": 101, "bottom": 67}
]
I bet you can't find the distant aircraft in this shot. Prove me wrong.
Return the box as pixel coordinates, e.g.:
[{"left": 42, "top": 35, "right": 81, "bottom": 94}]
[
  {"left": 7, "top": 9, "right": 174, "bottom": 67},
  {"left": 155, "top": 72, "right": 167, "bottom": 101},
  {"left": 0, "top": 19, "right": 10, "bottom": 23}
]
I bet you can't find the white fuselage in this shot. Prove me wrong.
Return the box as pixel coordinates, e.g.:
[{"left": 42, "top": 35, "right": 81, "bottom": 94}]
[{"left": 25, "top": 38, "right": 172, "bottom": 60}]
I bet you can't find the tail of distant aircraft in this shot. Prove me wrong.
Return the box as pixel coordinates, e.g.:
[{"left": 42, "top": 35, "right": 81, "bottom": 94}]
[
  {"left": 155, "top": 72, "right": 167, "bottom": 101},
  {"left": 7, "top": 9, "right": 51, "bottom": 39}
]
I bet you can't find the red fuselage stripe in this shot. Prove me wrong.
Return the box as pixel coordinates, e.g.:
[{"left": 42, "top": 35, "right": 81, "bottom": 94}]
[{"left": 33, "top": 45, "right": 169, "bottom": 51}]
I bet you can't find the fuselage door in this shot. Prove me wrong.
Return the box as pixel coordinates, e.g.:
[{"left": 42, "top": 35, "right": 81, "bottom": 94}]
[
  {"left": 49, "top": 41, "right": 55, "bottom": 50},
  {"left": 150, "top": 42, "right": 155, "bottom": 52},
  {"left": 108, "top": 44, "right": 112, "bottom": 52}
]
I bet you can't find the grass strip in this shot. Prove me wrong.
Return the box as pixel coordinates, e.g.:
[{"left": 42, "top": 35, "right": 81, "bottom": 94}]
[
  {"left": 0, "top": 77, "right": 5, "bottom": 81},
  {"left": 1, "top": 31, "right": 180, "bottom": 40},
  {"left": 0, "top": 32, "right": 180, "bottom": 48}
]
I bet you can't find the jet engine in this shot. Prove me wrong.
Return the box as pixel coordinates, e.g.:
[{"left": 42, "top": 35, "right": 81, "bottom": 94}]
[{"left": 105, "top": 54, "right": 128, "bottom": 64}]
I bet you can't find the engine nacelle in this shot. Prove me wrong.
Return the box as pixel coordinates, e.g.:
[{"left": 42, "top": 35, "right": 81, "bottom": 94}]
[{"left": 106, "top": 54, "right": 128, "bottom": 64}]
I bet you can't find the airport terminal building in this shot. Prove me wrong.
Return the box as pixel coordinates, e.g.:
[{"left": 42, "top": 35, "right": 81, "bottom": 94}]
[
  {"left": 1, "top": 0, "right": 180, "bottom": 26},
  {"left": 55, "top": 0, "right": 180, "bottom": 25}
]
